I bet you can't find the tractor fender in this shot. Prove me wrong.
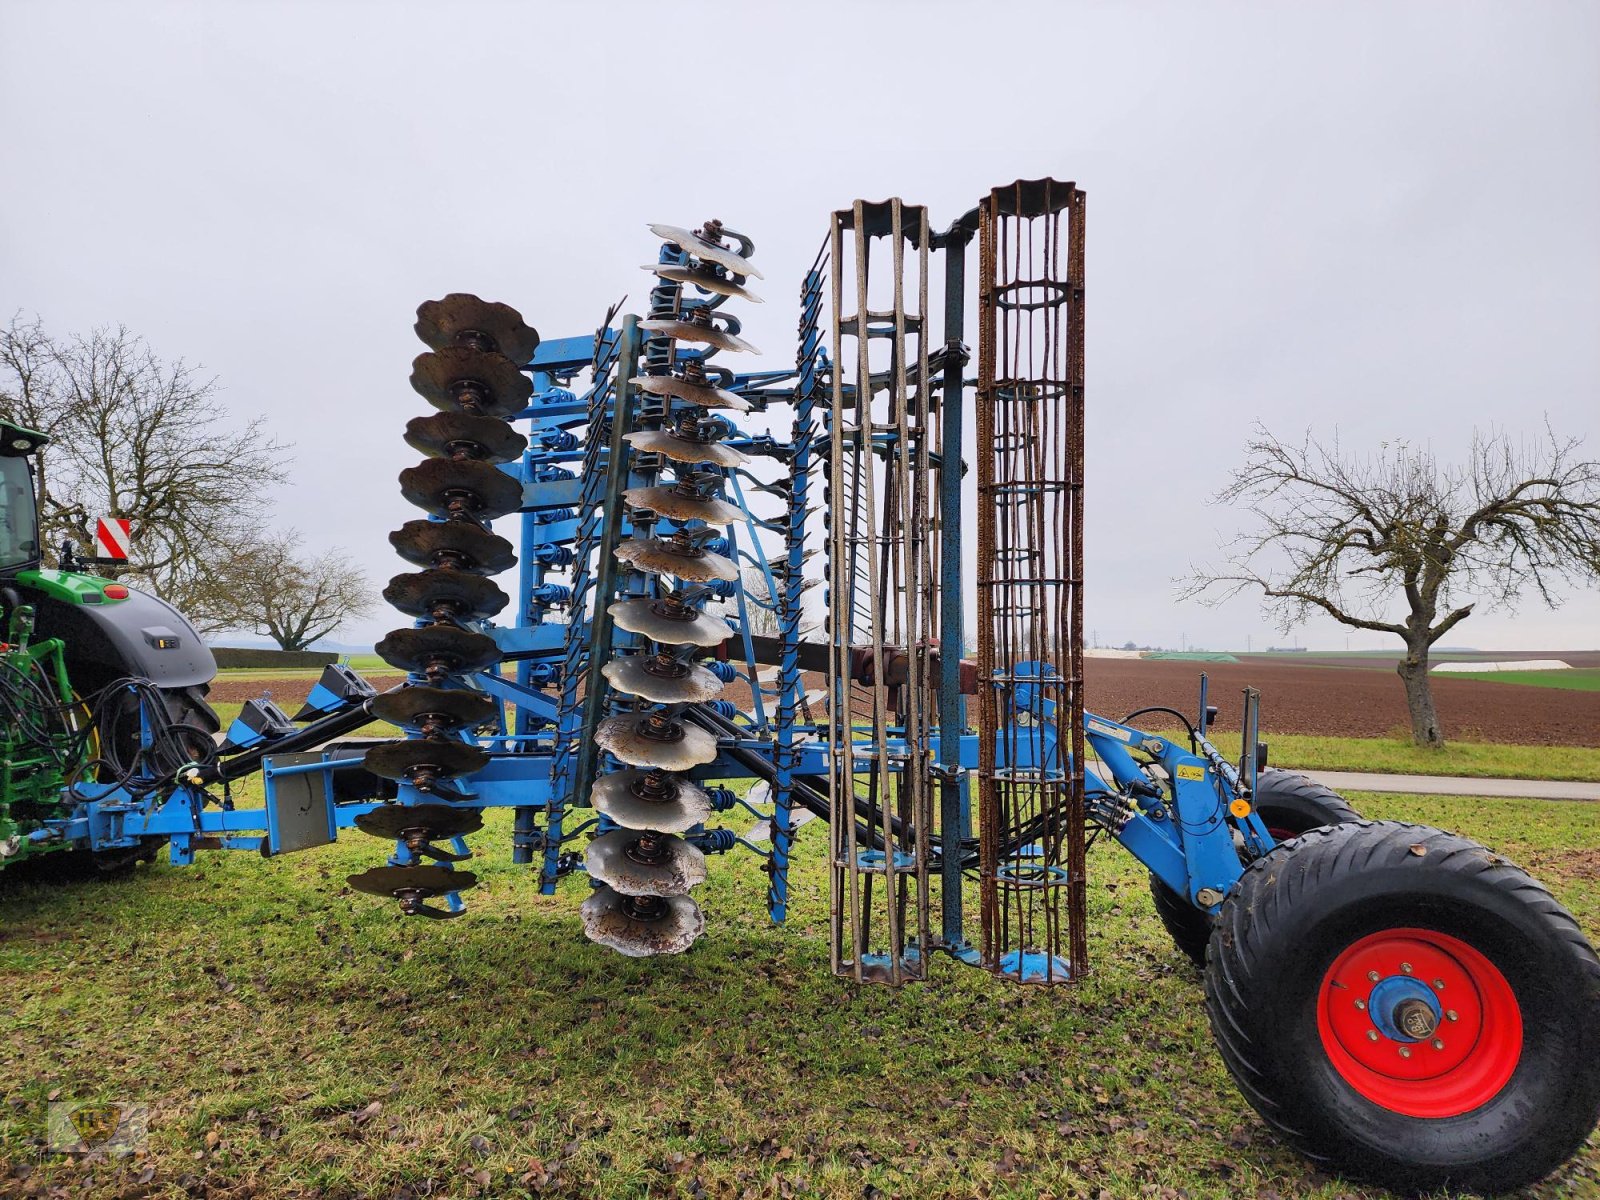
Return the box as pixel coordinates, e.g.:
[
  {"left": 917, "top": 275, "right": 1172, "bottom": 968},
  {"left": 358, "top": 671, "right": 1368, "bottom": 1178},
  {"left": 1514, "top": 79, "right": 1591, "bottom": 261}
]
[{"left": 23, "top": 579, "right": 217, "bottom": 690}]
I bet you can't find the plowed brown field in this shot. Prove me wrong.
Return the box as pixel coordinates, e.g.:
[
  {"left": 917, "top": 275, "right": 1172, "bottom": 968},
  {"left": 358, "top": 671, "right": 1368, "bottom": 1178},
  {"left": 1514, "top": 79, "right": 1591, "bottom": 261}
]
[
  {"left": 1085, "top": 658, "right": 1600, "bottom": 746},
  {"left": 210, "top": 657, "right": 1600, "bottom": 748}
]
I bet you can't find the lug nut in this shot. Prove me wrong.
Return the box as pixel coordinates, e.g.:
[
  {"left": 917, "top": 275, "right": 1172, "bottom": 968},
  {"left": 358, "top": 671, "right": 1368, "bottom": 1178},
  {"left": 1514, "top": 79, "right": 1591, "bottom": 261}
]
[
  {"left": 1446, "top": 1010, "right": 1458, "bottom": 1022},
  {"left": 1432, "top": 1039, "right": 1445, "bottom": 1050},
  {"left": 1354, "top": 999, "right": 1366, "bottom": 1011},
  {"left": 1367, "top": 970, "right": 1381, "bottom": 982},
  {"left": 1400, "top": 962, "right": 1413, "bottom": 975},
  {"left": 1399, "top": 1047, "right": 1412, "bottom": 1059},
  {"left": 1433, "top": 978, "right": 1445, "bottom": 990},
  {"left": 1366, "top": 1030, "right": 1380, "bottom": 1042}
]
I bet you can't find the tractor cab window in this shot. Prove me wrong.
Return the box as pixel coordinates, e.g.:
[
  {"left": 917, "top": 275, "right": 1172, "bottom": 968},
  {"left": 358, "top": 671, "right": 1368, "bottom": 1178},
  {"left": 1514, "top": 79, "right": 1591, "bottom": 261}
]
[{"left": 0, "top": 455, "right": 40, "bottom": 571}]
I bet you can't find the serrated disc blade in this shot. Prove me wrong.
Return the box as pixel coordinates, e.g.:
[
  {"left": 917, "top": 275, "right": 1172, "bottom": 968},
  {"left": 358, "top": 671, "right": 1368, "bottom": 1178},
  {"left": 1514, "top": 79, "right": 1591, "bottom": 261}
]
[
  {"left": 580, "top": 886, "right": 705, "bottom": 957},
  {"left": 384, "top": 569, "right": 509, "bottom": 622},
  {"left": 404, "top": 412, "right": 528, "bottom": 464},
  {"left": 587, "top": 769, "right": 712, "bottom": 834},
  {"left": 399, "top": 458, "right": 523, "bottom": 522},
  {"left": 638, "top": 317, "right": 759, "bottom": 355},
  {"left": 644, "top": 263, "right": 762, "bottom": 304},
  {"left": 596, "top": 713, "right": 719, "bottom": 771},
  {"left": 615, "top": 537, "right": 739, "bottom": 583},
  {"left": 602, "top": 655, "right": 724, "bottom": 704},
  {"left": 630, "top": 374, "right": 750, "bottom": 413},
  {"left": 624, "top": 428, "right": 749, "bottom": 469},
  {"left": 415, "top": 294, "right": 540, "bottom": 364},
  {"left": 390, "top": 520, "right": 516, "bottom": 576},
  {"left": 608, "top": 597, "right": 733, "bottom": 647},
  {"left": 622, "top": 484, "right": 742, "bottom": 525},
  {"left": 584, "top": 831, "right": 706, "bottom": 897},
  {"left": 371, "top": 685, "right": 498, "bottom": 732},
  {"left": 410, "top": 347, "right": 533, "bottom": 418},
  {"left": 376, "top": 625, "right": 502, "bottom": 678},
  {"left": 355, "top": 802, "right": 484, "bottom": 841},
  {"left": 364, "top": 738, "right": 488, "bottom": 782},
  {"left": 348, "top": 863, "right": 477, "bottom": 898},
  {"left": 647, "top": 223, "right": 765, "bottom": 280}
]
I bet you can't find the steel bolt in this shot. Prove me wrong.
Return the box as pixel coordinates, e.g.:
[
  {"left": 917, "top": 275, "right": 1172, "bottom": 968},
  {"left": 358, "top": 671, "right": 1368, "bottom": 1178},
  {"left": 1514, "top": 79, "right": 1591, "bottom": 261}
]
[
  {"left": 1433, "top": 979, "right": 1446, "bottom": 990},
  {"left": 1446, "top": 1010, "right": 1458, "bottom": 1022},
  {"left": 1432, "top": 1039, "right": 1445, "bottom": 1050},
  {"left": 1354, "top": 999, "right": 1366, "bottom": 1011},
  {"left": 1366, "top": 1030, "right": 1380, "bottom": 1042},
  {"left": 1399, "top": 1047, "right": 1412, "bottom": 1059},
  {"left": 1400, "top": 962, "right": 1413, "bottom": 975},
  {"left": 1367, "top": 970, "right": 1381, "bottom": 982}
]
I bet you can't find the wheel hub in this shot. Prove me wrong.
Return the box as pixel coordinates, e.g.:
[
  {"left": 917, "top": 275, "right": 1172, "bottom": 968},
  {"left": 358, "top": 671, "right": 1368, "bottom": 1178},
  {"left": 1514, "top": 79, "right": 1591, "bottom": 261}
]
[{"left": 1317, "top": 928, "right": 1522, "bottom": 1118}]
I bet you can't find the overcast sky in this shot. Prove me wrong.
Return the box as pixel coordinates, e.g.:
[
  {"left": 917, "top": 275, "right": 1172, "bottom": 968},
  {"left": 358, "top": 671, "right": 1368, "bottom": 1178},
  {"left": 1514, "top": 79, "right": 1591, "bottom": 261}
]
[{"left": 2, "top": 0, "right": 1596, "bottom": 652}]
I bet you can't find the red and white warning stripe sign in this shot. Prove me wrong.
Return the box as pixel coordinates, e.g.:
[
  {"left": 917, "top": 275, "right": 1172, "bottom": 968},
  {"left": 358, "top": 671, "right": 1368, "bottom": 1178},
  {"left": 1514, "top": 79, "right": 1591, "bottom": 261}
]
[{"left": 95, "top": 517, "right": 132, "bottom": 560}]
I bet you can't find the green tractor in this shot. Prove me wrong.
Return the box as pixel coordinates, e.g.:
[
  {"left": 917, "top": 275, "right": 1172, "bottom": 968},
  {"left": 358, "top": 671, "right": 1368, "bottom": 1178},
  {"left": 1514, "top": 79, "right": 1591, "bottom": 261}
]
[{"left": 0, "top": 418, "right": 220, "bottom": 872}]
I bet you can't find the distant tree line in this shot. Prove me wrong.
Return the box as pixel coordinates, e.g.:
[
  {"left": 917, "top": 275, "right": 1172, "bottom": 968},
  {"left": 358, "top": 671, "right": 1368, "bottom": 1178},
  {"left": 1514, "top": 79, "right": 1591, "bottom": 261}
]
[{"left": 1, "top": 313, "right": 373, "bottom": 650}]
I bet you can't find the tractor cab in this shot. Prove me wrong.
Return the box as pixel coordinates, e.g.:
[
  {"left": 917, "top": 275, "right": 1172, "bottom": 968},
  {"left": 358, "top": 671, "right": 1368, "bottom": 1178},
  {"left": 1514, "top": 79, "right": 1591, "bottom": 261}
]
[{"left": 0, "top": 420, "right": 48, "bottom": 577}]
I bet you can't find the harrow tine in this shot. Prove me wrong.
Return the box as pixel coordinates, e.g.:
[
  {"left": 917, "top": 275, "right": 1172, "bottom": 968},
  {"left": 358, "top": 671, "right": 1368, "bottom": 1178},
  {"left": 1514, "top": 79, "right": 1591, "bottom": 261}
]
[
  {"left": 608, "top": 595, "right": 734, "bottom": 646},
  {"left": 398, "top": 458, "right": 524, "bottom": 522},
  {"left": 370, "top": 685, "right": 498, "bottom": 733},
  {"left": 580, "top": 885, "right": 706, "bottom": 957},
  {"left": 647, "top": 220, "right": 766, "bottom": 280},
  {"left": 584, "top": 830, "right": 707, "bottom": 898},
  {"left": 389, "top": 519, "right": 516, "bottom": 575},
  {"left": 410, "top": 347, "right": 534, "bottom": 419},
  {"left": 594, "top": 711, "right": 719, "bottom": 772},
  {"left": 383, "top": 569, "right": 510, "bottom": 623},
  {"left": 587, "top": 769, "right": 714, "bottom": 834},
  {"left": 414, "top": 293, "right": 540, "bottom": 364},
  {"left": 404, "top": 412, "right": 528, "bottom": 464},
  {"left": 601, "top": 653, "right": 725, "bottom": 704}
]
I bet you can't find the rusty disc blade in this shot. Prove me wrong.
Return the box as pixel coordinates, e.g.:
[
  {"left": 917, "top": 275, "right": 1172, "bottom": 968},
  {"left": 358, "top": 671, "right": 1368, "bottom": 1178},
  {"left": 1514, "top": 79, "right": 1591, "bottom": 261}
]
[
  {"left": 630, "top": 373, "right": 750, "bottom": 413},
  {"left": 355, "top": 802, "right": 484, "bottom": 841},
  {"left": 622, "top": 483, "right": 741, "bottom": 525},
  {"left": 389, "top": 520, "right": 516, "bottom": 576},
  {"left": 410, "top": 347, "right": 533, "bottom": 419},
  {"left": 642, "top": 264, "right": 763, "bottom": 304},
  {"left": 376, "top": 625, "right": 502, "bottom": 678},
  {"left": 364, "top": 738, "right": 489, "bottom": 782},
  {"left": 624, "top": 428, "right": 748, "bottom": 469},
  {"left": 404, "top": 412, "right": 528, "bottom": 464},
  {"left": 384, "top": 569, "right": 509, "bottom": 622},
  {"left": 347, "top": 864, "right": 478, "bottom": 899},
  {"left": 608, "top": 597, "right": 733, "bottom": 647},
  {"left": 585, "top": 831, "right": 706, "bottom": 898},
  {"left": 602, "top": 655, "right": 724, "bottom": 704},
  {"left": 587, "top": 769, "right": 712, "bottom": 834},
  {"left": 615, "top": 536, "right": 739, "bottom": 583},
  {"left": 415, "top": 293, "right": 540, "bottom": 364},
  {"left": 580, "top": 886, "right": 705, "bottom": 957},
  {"left": 595, "top": 713, "right": 719, "bottom": 771},
  {"left": 646, "top": 224, "right": 765, "bottom": 280},
  {"left": 399, "top": 458, "right": 523, "bottom": 522},
  {"left": 371, "top": 685, "right": 498, "bottom": 732},
  {"left": 638, "top": 317, "right": 759, "bottom": 355}
]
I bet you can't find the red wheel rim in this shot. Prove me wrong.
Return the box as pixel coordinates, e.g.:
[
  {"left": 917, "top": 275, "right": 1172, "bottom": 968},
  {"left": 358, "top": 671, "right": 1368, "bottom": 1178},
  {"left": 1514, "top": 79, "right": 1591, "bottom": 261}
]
[{"left": 1317, "top": 928, "right": 1521, "bottom": 1118}]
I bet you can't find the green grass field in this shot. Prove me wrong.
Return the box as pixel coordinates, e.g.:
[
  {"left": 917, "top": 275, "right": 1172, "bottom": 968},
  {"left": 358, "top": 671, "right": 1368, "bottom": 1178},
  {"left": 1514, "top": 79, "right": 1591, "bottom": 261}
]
[
  {"left": 2, "top": 789, "right": 1597, "bottom": 1200},
  {"left": 1443, "top": 668, "right": 1600, "bottom": 691}
]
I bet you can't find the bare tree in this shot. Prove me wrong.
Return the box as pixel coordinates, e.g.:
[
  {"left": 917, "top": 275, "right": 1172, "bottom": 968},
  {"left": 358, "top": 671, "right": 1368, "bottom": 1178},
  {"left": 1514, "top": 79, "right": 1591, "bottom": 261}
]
[
  {"left": 1187, "top": 424, "right": 1600, "bottom": 747},
  {"left": 218, "top": 530, "right": 375, "bottom": 651},
  {"left": 0, "top": 313, "right": 289, "bottom": 629}
]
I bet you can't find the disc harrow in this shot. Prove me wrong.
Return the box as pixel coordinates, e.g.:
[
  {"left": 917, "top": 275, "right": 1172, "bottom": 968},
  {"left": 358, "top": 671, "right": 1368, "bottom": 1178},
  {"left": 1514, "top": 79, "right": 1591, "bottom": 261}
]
[{"left": 15, "top": 182, "right": 1596, "bottom": 1197}]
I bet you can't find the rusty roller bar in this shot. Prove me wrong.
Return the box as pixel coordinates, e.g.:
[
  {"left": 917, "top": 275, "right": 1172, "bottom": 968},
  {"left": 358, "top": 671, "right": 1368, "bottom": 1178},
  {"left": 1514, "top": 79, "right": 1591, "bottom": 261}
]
[
  {"left": 975, "top": 178, "right": 1088, "bottom": 985},
  {"left": 825, "top": 198, "right": 937, "bottom": 984}
]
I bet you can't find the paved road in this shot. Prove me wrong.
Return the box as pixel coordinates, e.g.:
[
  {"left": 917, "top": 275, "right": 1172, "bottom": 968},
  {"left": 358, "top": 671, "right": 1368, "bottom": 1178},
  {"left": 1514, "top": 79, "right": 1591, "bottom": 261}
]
[{"left": 1303, "top": 770, "right": 1600, "bottom": 802}]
